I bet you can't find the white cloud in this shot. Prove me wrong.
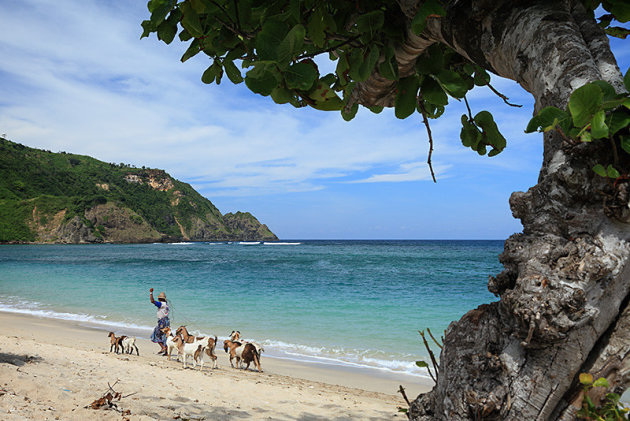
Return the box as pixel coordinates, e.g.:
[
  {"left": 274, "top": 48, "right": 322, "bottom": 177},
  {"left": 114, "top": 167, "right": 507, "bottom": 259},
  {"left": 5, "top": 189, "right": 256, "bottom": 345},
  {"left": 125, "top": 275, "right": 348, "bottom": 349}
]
[
  {"left": 0, "top": 0, "right": 542, "bottom": 200},
  {"left": 349, "top": 162, "right": 452, "bottom": 183}
]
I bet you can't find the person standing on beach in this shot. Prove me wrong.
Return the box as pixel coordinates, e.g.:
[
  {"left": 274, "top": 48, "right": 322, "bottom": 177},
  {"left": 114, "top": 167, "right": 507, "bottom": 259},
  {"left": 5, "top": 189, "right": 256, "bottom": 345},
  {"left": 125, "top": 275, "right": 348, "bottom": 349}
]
[{"left": 149, "top": 288, "right": 169, "bottom": 355}]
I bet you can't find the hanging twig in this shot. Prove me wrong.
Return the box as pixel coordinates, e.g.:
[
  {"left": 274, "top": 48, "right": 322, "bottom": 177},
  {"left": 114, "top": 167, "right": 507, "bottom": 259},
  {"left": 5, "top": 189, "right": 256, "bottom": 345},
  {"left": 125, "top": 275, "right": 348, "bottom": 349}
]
[
  {"left": 487, "top": 83, "right": 522, "bottom": 107},
  {"left": 464, "top": 95, "right": 474, "bottom": 121},
  {"left": 418, "top": 101, "right": 437, "bottom": 183}
]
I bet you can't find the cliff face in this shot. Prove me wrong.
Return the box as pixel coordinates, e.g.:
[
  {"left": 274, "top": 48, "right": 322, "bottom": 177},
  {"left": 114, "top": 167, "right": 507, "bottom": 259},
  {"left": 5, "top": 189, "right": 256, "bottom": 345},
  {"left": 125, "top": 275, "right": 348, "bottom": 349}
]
[
  {"left": 222, "top": 212, "right": 277, "bottom": 241},
  {"left": 0, "top": 138, "right": 278, "bottom": 243}
]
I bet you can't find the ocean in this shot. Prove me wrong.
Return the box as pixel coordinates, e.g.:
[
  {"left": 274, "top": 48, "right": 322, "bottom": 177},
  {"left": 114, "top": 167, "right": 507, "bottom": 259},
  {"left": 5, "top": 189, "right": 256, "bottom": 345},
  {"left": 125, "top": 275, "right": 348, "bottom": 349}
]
[{"left": 0, "top": 240, "right": 503, "bottom": 380}]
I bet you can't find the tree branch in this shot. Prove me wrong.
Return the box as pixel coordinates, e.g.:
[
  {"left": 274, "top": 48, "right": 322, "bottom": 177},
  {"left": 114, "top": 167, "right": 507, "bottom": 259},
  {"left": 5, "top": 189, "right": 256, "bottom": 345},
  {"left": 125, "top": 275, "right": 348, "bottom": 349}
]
[
  {"left": 418, "top": 100, "right": 437, "bottom": 183},
  {"left": 487, "top": 83, "right": 522, "bottom": 108}
]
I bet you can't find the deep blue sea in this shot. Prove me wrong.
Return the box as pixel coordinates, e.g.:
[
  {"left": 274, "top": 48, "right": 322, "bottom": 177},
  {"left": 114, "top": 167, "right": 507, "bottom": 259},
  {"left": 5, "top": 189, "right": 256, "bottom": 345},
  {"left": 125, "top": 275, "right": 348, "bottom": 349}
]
[{"left": 0, "top": 240, "right": 503, "bottom": 379}]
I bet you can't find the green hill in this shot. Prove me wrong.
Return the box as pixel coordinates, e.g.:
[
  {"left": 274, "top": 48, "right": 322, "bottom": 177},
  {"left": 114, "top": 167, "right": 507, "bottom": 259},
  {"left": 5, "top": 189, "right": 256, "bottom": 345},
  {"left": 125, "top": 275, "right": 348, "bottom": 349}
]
[{"left": 0, "top": 137, "right": 277, "bottom": 243}]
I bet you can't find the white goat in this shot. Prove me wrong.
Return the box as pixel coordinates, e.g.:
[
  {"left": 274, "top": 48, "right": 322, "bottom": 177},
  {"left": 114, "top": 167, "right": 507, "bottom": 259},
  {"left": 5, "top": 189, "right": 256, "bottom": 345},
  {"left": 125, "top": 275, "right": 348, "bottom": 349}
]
[
  {"left": 161, "top": 327, "right": 180, "bottom": 361},
  {"left": 121, "top": 336, "right": 139, "bottom": 356},
  {"left": 172, "top": 336, "right": 207, "bottom": 370}
]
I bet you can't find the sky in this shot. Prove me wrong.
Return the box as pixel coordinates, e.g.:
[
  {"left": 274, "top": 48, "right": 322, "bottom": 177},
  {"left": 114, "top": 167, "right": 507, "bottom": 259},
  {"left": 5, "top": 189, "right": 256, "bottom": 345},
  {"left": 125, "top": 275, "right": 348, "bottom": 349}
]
[{"left": 0, "top": 1, "right": 628, "bottom": 240}]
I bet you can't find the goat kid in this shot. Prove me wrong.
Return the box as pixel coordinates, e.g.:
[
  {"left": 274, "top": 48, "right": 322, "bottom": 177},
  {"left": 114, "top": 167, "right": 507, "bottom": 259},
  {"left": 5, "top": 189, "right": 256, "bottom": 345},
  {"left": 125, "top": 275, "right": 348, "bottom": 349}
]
[
  {"left": 107, "top": 332, "right": 126, "bottom": 354},
  {"left": 161, "top": 327, "right": 181, "bottom": 361},
  {"left": 223, "top": 339, "right": 263, "bottom": 372},
  {"left": 176, "top": 326, "right": 219, "bottom": 369},
  {"left": 172, "top": 336, "right": 207, "bottom": 370},
  {"left": 121, "top": 336, "right": 139, "bottom": 356}
]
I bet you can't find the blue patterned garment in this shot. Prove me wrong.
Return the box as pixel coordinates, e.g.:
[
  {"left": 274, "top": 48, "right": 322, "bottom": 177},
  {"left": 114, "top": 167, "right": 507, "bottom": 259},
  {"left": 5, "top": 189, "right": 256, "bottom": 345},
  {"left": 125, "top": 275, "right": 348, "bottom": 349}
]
[{"left": 150, "top": 317, "right": 170, "bottom": 345}]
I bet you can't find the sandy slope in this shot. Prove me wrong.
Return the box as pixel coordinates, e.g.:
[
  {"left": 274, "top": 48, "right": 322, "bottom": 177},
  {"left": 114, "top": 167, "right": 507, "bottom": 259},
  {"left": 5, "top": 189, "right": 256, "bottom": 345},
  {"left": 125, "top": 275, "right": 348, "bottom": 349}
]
[{"left": 0, "top": 312, "right": 430, "bottom": 420}]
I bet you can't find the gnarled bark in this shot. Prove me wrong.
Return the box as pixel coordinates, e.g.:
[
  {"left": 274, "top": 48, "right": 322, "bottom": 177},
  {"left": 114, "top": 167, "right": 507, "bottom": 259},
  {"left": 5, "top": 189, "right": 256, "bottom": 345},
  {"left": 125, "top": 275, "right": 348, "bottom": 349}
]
[{"left": 354, "top": 1, "right": 630, "bottom": 419}]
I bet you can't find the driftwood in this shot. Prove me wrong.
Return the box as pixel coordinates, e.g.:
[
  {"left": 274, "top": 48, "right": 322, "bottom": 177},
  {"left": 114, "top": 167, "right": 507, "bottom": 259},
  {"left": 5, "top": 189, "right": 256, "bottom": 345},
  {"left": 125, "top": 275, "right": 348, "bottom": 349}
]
[{"left": 86, "top": 380, "right": 135, "bottom": 414}]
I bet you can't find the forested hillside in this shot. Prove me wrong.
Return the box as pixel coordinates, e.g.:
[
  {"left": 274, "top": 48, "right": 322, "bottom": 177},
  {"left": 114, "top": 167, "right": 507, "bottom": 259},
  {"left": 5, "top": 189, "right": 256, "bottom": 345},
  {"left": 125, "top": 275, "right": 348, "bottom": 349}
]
[{"left": 0, "top": 138, "right": 277, "bottom": 243}]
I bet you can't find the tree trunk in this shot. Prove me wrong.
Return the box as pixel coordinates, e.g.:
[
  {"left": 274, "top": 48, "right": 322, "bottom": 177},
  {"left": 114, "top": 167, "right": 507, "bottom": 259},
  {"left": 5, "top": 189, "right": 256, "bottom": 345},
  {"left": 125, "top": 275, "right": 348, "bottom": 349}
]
[{"left": 355, "top": 1, "right": 630, "bottom": 419}]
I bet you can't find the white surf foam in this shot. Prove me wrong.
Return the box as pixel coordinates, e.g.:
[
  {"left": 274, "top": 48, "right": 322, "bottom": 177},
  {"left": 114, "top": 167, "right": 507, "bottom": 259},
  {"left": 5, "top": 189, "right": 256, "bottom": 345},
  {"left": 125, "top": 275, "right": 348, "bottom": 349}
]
[
  {"left": 263, "top": 242, "right": 301, "bottom": 245},
  {"left": 0, "top": 299, "right": 430, "bottom": 379}
]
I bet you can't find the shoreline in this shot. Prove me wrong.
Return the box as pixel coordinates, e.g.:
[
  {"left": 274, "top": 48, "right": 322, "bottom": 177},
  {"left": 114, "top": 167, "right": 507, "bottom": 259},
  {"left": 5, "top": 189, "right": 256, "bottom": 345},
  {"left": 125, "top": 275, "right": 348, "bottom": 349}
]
[
  {"left": 0, "top": 302, "right": 433, "bottom": 382},
  {"left": 0, "top": 310, "right": 432, "bottom": 419}
]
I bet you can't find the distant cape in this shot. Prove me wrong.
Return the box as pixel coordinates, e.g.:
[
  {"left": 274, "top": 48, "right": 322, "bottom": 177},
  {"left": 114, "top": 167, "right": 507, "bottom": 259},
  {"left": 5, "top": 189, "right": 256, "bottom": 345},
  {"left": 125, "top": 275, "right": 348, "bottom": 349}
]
[{"left": 0, "top": 137, "right": 278, "bottom": 244}]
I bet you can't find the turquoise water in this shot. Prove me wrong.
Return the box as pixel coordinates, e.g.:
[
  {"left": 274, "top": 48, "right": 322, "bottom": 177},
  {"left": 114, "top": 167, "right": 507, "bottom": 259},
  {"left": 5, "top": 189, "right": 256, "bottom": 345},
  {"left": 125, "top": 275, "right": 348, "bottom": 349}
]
[{"left": 0, "top": 240, "right": 502, "bottom": 378}]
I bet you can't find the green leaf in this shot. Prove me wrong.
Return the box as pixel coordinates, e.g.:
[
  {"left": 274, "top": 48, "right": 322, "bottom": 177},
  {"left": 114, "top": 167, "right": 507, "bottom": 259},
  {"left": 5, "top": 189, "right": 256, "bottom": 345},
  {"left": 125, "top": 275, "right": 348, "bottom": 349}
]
[
  {"left": 307, "top": 8, "right": 326, "bottom": 48},
  {"left": 140, "top": 20, "right": 155, "bottom": 39},
  {"left": 421, "top": 77, "right": 448, "bottom": 106},
  {"left": 621, "top": 136, "right": 630, "bottom": 154},
  {"left": 611, "top": 1, "right": 630, "bottom": 22},
  {"left": 591, "top": 110, "right": 609, "bottom": 139},
  {"left": 223, "top": 60, "right": 243, "bottom": 84},
  {"left": 180, "top": 2, "right": 204, "bottom": 38},
  {"left": 568, "top": 83, "right": 604, "bottom": 127},
  {"left": 245, "top": 66, "right": 278, "bottom": 96},
  {"left": 593, "top": 377, "right": 610, "bottom": 388},
  {"left": 593, "top": 164, "right": 607, "bottom": 177},
  {"left": 277, "top": 24, "right": 306, "bottom": 64},
  {"left": 415, "top": 361, "right": 429, "bottom": 368},
  {"left": 607, "top": 165, "right": 620, "bottom": 179},
  {"left": 422, "top": 102, "right": 444, "bottom": 119},
  {"left": 271, "top": 86, "right": 293, "bottom": 104},
  {"left": 592, "top": 80, "right": 617, "bottom": 100},
  {"left": 156, "top": 20, "right": 177, "bottom": 44},
  {"left": 436, "top": 70, "right": 468, "bottom": 98},
  {"left": 149, "top": 0, "right": 174, "bottom": 27},
  {"left": 312, "top": 96, "right": 344, "bottom": 111},
  {"left": 285, "top": 62, "right": 318, "bottom": 90},
  {"left": 356, "top": 10, "right": 384, "bottom": 41},
  {"left": 179, "top": 29, "right": 192, "bottom": 42},
  {"left": 474, "top": 111, "right": 506, "bottom": 150},
  {"left": 488, "top": 148, "right": 501, "bottom": 157},
  {"left": 526, "top": 107, "right": 571, "bottom": 133},
  {"left": 201, "top": 63, "right": 218, "bottom": 84},
  {"left": 411, "top": 0, "right": 446, "bottom": 35},
  {"left": 336, "top": 53, "right": 350, "bottom": 82},
  {"left": 255, "top": 20, "right": 289, "bottom": 61},
  {"left": 180, "top": 39, "right": 200, "bottom": 62},
  {"left": 460, "top": 115, "right": 481, "bottom": 148},
  {"left": 580, "top": 130, "right": 592, "bottom": 142},
  {"left": 358, "top": 47, "right": 380, "bottom": 82},
  {"left": 415, "top": 44, "right": 444, "bottom": 75},
  {"left": 395, "top": 76, "right": 419, "bottom": 119},
  {"left": 188, "top": 0, "right": 206, "bottom": 13},
  {"left": 473, "top": 68, "right": 491, "bottom": 86},
  {"left": 348, "top": 48, "right": 365, "bottom": 81},
  {"left": 379, "top": 45, "right": 399, "bottom": 81},
  {"left": 341, "top": 102, "right": 358, "bottom": 121},
  {"left": 625, "top": 67, "right": 630, "bottom": 92}
]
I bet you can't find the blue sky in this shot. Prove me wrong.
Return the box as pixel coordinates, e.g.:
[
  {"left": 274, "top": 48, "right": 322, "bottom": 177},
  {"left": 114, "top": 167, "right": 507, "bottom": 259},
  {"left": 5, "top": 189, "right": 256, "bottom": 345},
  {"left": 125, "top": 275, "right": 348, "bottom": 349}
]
[{"left": 0, "top": 1, "right": 628, "bottom": 239}]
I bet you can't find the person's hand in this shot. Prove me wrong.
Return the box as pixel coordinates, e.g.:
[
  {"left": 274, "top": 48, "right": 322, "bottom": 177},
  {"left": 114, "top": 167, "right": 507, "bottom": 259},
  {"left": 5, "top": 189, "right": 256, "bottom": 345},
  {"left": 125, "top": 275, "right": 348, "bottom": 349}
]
[{"left": 150, "top": 288, "right": 153, "bottom": 293}]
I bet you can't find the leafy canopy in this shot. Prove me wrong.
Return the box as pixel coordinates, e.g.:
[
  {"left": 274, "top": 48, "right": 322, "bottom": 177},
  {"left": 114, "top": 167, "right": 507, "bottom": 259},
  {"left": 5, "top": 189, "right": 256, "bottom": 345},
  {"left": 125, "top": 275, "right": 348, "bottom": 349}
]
[{"left": 141, "top": 0, "right": 629, "bottom": 180}]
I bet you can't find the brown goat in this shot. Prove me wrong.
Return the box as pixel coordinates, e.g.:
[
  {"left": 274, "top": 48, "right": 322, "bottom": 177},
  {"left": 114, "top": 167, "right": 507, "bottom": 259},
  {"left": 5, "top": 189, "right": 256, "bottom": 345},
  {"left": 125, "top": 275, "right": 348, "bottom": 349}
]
[
  {"left": 223, "top": 339, "right": 262, "bottom": 372},
  {"left": 173, "top": 326, "right": 218, "bottom": 368},
  {"left": 107, "top": 332, "right": 125, "bottom": 354}
]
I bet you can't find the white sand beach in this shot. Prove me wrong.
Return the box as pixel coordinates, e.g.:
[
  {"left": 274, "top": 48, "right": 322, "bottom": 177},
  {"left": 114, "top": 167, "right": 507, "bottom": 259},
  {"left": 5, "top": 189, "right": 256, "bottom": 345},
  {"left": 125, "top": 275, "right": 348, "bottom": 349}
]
[{"left": 0, "top": 311, "right": 432, "bottom": 420}]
